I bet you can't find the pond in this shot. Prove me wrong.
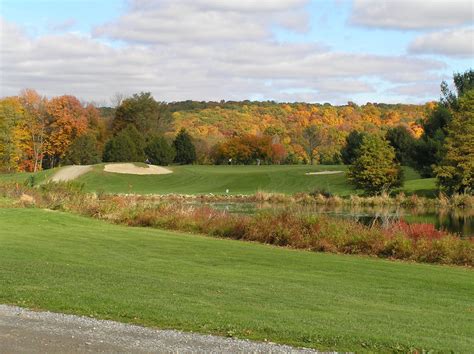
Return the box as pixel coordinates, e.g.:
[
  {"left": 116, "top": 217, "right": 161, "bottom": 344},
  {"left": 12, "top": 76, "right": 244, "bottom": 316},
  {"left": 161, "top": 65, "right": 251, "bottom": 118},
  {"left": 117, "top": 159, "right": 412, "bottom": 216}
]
[{"left": 188, "top": 202, "right": 474, "bottom": 237}]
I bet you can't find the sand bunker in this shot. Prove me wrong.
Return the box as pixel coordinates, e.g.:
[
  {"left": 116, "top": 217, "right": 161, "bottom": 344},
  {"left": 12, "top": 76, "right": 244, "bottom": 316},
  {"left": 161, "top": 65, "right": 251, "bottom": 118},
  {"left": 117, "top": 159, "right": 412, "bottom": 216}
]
[
  {"left": 305, "top": 171, "right": 343, "bottom": 175},
  {"left": 104, "top": 163, "right": 173, "bottom": 175},
  {"left": 51, "top": 165, "right": 92, "bottom": 182}
]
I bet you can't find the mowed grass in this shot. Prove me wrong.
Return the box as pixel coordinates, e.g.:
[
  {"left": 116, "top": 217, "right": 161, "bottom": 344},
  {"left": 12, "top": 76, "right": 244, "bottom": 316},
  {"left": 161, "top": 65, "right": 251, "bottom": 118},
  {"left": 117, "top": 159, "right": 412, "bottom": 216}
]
[
  {"left": 78, "top": 164, "right": 353, "bottom": 195},
  {"left": 77, "top": 164, "right": 432, "bottom": 195},
  {"left": 0, "top": 208, "right": 472, "bottom": 351},
  {"left": 0, "top": 164, "right": 435, "bottom": 196},
  {"left": 0, "top": 168, "right": 57, "bottom": 185}
]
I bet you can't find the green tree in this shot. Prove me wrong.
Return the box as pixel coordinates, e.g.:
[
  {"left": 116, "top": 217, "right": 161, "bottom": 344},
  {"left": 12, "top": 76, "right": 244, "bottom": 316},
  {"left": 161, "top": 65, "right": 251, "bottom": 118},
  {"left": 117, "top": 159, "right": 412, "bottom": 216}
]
[
  {"left": 413, "top": 70, "right": 473, "bottom": 177},
  {"left": 435, "top": 90, "right": 474, "bottom": 194},
  {"left": 103, "top": 125, "right": 145, "bottom": 162},
  {"left": 63, "top": 134, "right": 101, "bottom": 165},
  {"left": 173, "top": 128, "right": 196, "bottom": 164},
  {"left": 112, "top": 92, "right": 170, "bottom": 135},
  {"left": 441, "top": 69, "right": 474, "bottom": 110},
  {"left": 348, "top": 134, "right": 403, "bottom": 195},
  {"left": 341, "top": 131, "right": 366, "bottom": 165},
  {"left": 145, "top": 136, "right": 175, "bottom": 165},
  {"left": 385, "top": 126, "right": 416, "bottom": 165}
]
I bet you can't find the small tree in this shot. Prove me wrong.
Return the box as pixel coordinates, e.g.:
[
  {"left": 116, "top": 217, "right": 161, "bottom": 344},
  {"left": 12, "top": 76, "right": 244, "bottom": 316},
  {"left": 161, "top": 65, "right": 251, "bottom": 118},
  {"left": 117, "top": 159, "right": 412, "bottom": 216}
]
[
  {"left": 145, "top": 136, "right": 176, "bottom": 165},
  {"left": 63, "top": 134, "right": 101, "bottom": 165},
  {"left": 348, "top": 134, "right": 403, "bottom": 195},
  {"left": 435, "top": 90, "right": 474, "bottom": 194},
  {"left": 173, "top": 128, "right": 196, "bottom": 164}
]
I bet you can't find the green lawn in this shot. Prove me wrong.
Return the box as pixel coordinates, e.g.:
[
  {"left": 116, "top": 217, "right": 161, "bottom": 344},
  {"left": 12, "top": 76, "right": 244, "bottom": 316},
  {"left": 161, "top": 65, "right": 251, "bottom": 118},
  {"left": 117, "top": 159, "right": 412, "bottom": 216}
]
[
  {"left": 0, "top": 163, "right": 434, "bottom": 195},
  {"left": 0, "top": 208, "right": 472, "bottom": 351},
  {"left": 0, "top": 168, "right": 57, "bottom": 185}
]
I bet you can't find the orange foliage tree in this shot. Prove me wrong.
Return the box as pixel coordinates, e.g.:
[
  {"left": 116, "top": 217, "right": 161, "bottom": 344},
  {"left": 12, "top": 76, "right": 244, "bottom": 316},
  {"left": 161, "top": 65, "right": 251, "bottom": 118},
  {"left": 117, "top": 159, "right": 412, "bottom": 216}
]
[{"left": 44, "top": 95, "right": 88, "bottom": 168}]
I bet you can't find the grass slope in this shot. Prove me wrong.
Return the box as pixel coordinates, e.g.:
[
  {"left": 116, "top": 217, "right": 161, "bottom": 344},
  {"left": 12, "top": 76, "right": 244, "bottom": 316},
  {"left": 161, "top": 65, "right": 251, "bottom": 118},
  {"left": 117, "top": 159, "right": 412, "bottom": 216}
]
[
  {"left": 0, "top": 164, "right": 435, "bottom": 196},
  {"left": 0, "top": 208, "right": 472, "bottom": 351},
  {"left": 76, "top": 164, "right": 433, "bottom": 195}
]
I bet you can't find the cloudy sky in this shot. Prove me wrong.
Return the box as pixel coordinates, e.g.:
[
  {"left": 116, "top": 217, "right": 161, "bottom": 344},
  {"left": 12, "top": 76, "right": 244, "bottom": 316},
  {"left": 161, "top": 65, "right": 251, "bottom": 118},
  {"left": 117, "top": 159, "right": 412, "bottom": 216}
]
[{"left": 1, "top": 0, "right": 473, "bottom": 105}]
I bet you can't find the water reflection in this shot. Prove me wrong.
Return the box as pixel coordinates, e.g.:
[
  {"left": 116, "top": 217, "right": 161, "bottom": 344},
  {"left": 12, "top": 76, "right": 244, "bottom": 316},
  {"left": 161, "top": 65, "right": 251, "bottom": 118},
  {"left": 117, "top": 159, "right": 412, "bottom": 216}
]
[{"left": 189, "top": 202, "right": 474, "bottom": 237}]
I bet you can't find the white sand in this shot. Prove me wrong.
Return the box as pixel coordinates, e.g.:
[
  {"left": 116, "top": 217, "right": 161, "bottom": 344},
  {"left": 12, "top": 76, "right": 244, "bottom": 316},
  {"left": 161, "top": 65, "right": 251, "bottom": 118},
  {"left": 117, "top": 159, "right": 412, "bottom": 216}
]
[
  {"left": 305, "top": 171, "right": 343, "bottom": 175},
  {"left": 51, "top": 165, "right": 92, "bottom": 182},
  {"left": 104, "top": 163, "right": 173, "bottom": 175}
]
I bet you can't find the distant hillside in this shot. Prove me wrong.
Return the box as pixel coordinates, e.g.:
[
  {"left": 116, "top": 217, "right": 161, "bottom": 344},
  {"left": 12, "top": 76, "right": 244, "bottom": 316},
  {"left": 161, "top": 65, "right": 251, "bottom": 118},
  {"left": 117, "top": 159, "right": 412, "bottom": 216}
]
[{"left": 165, "top": 101, "right": 430, "bottom": 163}]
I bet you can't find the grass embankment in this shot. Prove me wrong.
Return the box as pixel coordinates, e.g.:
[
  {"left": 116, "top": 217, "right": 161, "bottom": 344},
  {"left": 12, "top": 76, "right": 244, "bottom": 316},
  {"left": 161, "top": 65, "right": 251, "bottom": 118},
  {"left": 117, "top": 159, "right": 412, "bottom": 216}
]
[
  {"left": 0, "top": 208, "right": 472, "bottom": 352},
  {"left": 0, "top": 164, "right": 436, "bottom": 196},
  {"left": 2, "top": 183, "right": 472, "bottom": 266}
]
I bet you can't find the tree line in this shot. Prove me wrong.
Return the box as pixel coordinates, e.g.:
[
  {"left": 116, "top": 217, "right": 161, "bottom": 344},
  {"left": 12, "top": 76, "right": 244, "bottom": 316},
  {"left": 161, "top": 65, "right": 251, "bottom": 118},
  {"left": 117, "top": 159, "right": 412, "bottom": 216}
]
[{"left": 0, "top": 70, "right": 472, "bottom": 195}]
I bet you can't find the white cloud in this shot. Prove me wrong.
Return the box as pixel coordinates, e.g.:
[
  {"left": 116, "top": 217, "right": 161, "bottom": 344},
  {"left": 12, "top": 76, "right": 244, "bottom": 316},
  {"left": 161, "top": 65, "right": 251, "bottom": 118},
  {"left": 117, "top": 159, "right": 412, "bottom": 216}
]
[
  {"left": 409, "top": 27, "right": 474, "bottom": 58},
  {"left": 0, "top": 4, "right": 446, "bottom": 105},
  {"left": 389, "top": 82, "right": 441, "bottom": 98},
  {"left": 93, "top": 0, "right": 309, "bottom": 44},
  {"left": 350, "top": 0, "right": 474, "bottom": 30}
]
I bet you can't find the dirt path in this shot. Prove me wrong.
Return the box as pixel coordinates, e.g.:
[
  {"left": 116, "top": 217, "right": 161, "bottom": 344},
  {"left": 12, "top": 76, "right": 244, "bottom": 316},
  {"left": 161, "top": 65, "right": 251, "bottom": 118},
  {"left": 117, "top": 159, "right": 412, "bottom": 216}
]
[
  {"left": 104, "top": 163, "right": 172, "bottom": 175},
  {"left": 51, "top": 165, "right": 92, "bottom": 182},
  {"left": 0, "top": 305, "right": 315, "bottom": 353}
]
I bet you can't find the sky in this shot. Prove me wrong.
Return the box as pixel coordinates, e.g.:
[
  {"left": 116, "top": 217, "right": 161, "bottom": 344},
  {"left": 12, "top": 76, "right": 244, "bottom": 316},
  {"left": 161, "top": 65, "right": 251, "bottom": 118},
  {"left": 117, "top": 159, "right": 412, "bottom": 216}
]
[{"left": 0, "top": 0, "right": 473, "bottom": 105}]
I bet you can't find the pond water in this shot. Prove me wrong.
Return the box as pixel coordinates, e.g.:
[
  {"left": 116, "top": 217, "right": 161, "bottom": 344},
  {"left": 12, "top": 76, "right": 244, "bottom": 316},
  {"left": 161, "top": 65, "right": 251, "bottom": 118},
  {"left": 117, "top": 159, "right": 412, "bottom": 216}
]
[{"left": 189, "top": 202, "right": 474, "bottom": 237}]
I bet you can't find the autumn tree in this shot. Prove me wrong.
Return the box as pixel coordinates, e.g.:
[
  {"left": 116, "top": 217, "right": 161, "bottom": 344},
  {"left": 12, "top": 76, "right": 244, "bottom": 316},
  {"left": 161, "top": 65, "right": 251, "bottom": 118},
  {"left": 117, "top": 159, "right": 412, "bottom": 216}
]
[
  {"left": 43, "top": 95, "right": 88, "bottom": 168},
  {"left": 348, "top": 134, "right": 403, "bottom": 195},
  {"left": 302, "top": 125, "right": 322, "bottom": 165},
  {"left": 435, "top": 90, "right": 474, "bottom": 194},
  {"left": 0, "top": 97, "right": 24, "bottom": 172},
  {"left": 18, "top": 89, "right": 48, "bottom": 172},
  {"left": 173, "top": 128, "right": 196, "bottom": 164},
  {"left": 212, "top": 135, "right": 275, "bottom": 165}
]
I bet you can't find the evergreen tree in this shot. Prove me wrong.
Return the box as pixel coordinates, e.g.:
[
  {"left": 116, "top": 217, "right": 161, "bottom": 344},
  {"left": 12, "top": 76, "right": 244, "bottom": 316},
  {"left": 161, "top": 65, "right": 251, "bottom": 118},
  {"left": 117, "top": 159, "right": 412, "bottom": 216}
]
[
  {"left": 348, "top": 134, "right": 403, "bottom": 195},
  {"left": 341, "top": 131, "right": 366, "bottom": 165},
  {"left": 102, "top": 125, "right": 145, "bottom": 162},
  {"left": 121, "top": 124, "right": 146, "bottom": 161},
  {"left": 63, "top": 134, "right": 101, "bottom": 165},
  {"left": 103, "top": 133, "right": 137, "bottom": 162},
  {"left": 173, "top": 128, "right": 196, "bottom": 164},
  {"left": 385, "top": 126, "right": 416, "bottom": 165},
  {"left": 145, "top": 136, "right": 176, "bottom": 165},
  {"left": 435, "top": 90, "right": 474, "bottom": 194}
]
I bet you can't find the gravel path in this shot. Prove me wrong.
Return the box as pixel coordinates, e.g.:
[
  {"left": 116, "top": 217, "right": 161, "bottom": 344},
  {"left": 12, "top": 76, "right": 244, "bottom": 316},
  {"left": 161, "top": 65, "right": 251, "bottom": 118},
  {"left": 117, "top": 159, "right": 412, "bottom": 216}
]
[
  {"left": 0, "top": 305, "right": 317, "bottom": 353},
  {"left": 51, "top": 165, "right": 92, "bottom": 182}
]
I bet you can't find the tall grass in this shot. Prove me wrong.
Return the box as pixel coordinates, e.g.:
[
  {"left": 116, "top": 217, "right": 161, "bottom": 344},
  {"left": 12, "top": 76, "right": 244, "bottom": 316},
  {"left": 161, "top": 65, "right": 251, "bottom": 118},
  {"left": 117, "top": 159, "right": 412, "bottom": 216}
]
[{"left": 1, "top": 181, "right": 472, "bottom": 266}]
